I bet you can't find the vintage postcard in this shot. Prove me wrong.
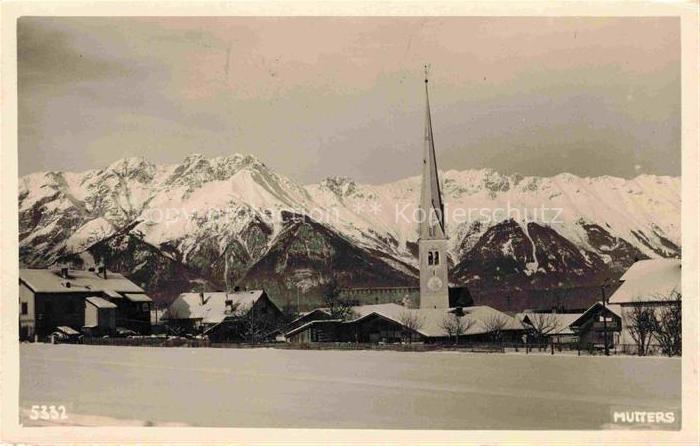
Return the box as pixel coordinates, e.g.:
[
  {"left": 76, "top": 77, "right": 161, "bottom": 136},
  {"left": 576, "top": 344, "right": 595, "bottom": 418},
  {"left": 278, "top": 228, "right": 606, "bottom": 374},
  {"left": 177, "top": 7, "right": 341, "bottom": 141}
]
[{"left": 1, "top": 1, "right": 698, "bottom": 444}]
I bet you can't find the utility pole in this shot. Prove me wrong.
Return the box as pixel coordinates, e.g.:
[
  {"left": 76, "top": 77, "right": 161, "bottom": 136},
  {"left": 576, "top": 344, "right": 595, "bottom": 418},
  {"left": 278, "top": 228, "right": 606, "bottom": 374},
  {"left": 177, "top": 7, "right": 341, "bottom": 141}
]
[
  {"left": 601, "top": 278, "right": 612, "bottom": 356},
  {"left": 251, "top": 302, "right": 256, "bottom": 345}
]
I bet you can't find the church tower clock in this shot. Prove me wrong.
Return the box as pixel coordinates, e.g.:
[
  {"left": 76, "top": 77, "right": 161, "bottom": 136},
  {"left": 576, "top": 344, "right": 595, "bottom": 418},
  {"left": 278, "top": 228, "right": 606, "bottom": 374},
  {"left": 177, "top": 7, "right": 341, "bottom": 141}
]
[{"left": 418, "top": 67, "right": 450, "bottom": 309}]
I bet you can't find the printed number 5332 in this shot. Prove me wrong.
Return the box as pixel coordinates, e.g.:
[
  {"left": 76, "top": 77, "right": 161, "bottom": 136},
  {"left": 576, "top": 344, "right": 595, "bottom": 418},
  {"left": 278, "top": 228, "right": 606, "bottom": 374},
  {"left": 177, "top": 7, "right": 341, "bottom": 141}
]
[{"left": 29, "top": 405, "right": 67, "bottom": 420}]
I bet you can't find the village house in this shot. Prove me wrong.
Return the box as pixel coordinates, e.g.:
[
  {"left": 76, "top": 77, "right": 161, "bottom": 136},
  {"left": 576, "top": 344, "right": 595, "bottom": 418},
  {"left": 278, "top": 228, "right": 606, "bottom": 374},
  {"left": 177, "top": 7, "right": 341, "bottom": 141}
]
[
  {"left": 285, "top": 303, "right": 524, "bottom": 344},
  {"left": 285, "top": 308, "right": 333, "bottom": 333},
  {"left": 163, "top": 290, "right": 285, "bottom": 341},
  {"left": 569, "top": 301, "right": 622, "bottom": 349},
  {"left": 19, "top": 267, "right": 153, "bottom": 340},
  {"left": 607, "top": 258, "right": 681, "bottom": 351}
]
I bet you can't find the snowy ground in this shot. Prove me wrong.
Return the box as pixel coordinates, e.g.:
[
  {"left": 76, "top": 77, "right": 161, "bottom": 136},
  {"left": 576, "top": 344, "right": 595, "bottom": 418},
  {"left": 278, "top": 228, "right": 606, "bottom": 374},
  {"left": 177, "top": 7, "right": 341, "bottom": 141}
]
[{"left": 20, "top": 344, "right": 681, "bottom": 429}]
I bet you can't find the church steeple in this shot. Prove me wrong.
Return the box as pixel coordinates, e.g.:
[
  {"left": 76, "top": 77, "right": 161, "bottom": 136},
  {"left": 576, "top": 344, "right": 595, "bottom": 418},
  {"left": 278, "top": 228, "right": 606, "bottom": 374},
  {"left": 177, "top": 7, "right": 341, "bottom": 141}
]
[
  {"left": 419, "top": 66, "right": 446, "bottom": 240},
  {"left": 418, "top": 66, "right": 450, "bottom": 309}
]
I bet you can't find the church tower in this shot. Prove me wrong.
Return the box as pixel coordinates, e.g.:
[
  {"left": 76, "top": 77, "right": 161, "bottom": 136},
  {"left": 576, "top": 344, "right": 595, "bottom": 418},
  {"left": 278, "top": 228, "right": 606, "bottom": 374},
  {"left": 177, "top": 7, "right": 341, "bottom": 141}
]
[{"left": 419, "top": 67, "right": 450, "bottom": 309}]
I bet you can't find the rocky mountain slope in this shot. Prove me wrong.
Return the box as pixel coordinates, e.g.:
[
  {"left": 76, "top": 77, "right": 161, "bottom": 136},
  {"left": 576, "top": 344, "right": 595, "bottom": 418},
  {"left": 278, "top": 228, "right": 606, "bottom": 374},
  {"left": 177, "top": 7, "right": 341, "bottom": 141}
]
[{"left": 18, "top": 153, "right": 680, "bottom": 310}]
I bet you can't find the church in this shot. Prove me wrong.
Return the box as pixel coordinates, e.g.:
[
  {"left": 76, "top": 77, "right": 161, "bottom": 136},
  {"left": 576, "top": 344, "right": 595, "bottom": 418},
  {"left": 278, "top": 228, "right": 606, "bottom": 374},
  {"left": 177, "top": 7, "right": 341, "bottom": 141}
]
[
  {"left": 284, "top": 71, "right": 527, "bottom": 344},
  {"left": 418, "top": 69, "right": 451, "bottom": 309},
  {"left": 340, "top": 69, "right": 472, "bottom": 310}
]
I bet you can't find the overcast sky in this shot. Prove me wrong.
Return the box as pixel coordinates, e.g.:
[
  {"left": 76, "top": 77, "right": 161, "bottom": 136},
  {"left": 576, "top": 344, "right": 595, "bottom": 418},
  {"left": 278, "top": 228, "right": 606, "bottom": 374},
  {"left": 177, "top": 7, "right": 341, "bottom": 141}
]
[{"left": 18, "top": 17, "right": 680, "bottom": 183}]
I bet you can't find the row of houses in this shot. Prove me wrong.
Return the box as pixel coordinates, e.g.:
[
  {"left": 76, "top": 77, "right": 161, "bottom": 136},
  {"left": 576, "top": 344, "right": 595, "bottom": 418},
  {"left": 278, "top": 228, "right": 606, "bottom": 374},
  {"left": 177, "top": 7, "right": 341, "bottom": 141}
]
[
  {"left": 18, "top": 259, "right": 681, "bottom": 353},
  {"left": 159, "top": 292, "right": 622, "bottom": 348},
  {"left": 284, "top": 304, "right": 524, "bottom": 344},
  {"left": 19, "top": 267, "right": 153, "bottom": 340}
]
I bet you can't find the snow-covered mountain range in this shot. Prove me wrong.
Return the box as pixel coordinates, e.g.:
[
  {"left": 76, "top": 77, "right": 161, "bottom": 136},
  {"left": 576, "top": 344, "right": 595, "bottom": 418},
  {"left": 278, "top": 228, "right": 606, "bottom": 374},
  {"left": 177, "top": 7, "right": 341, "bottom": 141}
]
[{"left": 19, "top": 153, "right": 680, "bottom": 309}]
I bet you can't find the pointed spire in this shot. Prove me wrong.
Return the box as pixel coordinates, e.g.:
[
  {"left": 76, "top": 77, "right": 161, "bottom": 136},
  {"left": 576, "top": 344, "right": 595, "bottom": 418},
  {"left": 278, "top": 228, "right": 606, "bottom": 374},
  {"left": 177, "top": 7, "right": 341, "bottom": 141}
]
[{"left": 419, "top": 66, "right": 446, "bottom": 240}]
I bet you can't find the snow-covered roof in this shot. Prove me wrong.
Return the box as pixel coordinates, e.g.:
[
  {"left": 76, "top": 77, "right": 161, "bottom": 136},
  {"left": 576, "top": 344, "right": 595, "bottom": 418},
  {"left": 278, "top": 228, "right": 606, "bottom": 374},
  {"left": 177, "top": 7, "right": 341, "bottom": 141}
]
[
  {"left": 55, "top": 326, "right": 80, "bottom": 335},
  {"left": 103, "top": 289, "right": 124, "bottom": 298},
  {"left": 285, "top": 319, "right": 343, "bottom": 337},
  {"left": 608, "top": 259, "right": 681, "bottom": 304},
  {"left": 124, "top": 293, "right": 153, "bottom": 303},
  {"left": 350, "top": 303, "right": 407, "bottom": 319},
  {"left": 286, "top": 308, "right": 332, "bottom": 327},
  {"left": 521, "top": 312, "right": 584, "bottom": 335},
  {"left": 86, "top": 296, "right": 117, "bottom": 309},
  {"left": 19, "top": 268, "right": 144, "bottom": 294},
  {"left": 418, "top": 306, "right": 523, "bottom": 337},
  {"left": 165, "top": 291, "right": 266, "bottom": 324},
  {"left": 347, "top": 304, "right": 523, "bottom": 338},
  {"left": 569, "top": 301, "right": 621, "bottom": 328}
]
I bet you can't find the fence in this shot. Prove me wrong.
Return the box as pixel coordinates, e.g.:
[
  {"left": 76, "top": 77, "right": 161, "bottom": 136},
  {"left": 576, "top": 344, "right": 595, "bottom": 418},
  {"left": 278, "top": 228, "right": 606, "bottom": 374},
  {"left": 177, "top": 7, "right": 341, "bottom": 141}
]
[
  {"left": 66, "top": 337, "right": 679, "bottom": 357},
  {"left": 82, "top": 337, "right": 211, "bottom": 348}
]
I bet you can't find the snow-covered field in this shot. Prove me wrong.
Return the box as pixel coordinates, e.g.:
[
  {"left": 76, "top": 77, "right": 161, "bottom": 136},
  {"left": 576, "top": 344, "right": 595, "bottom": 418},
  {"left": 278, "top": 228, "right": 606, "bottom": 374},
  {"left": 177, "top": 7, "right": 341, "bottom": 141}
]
[{"left": 20, "top": 344, "right": 680, "bottom": 429}]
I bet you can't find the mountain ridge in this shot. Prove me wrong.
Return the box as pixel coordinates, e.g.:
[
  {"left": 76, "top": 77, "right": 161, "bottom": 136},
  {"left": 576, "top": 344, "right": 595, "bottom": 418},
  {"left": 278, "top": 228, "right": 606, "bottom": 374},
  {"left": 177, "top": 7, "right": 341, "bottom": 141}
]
[{"left": 18, "top": 153, "right": 680, "bottom": 310}]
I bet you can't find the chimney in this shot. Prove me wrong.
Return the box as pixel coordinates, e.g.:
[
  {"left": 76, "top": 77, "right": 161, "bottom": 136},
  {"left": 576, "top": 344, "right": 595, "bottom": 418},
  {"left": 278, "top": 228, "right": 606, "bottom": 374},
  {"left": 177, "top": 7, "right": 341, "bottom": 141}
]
[{"left": 60, "top": 267, "right": 69, "bottom": 279}]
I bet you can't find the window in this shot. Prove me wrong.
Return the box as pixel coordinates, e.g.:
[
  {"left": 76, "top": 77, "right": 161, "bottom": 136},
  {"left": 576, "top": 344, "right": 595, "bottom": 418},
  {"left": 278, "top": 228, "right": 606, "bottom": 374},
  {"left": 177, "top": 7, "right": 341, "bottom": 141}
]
[
  {"left": 142, "top": 303, "right": 150, "bottom": 312},
  {"left": 434, "top": 251, "right": 440, "bottom": 265},
  {"left": 427, "top": 252, "right": 434, "bottom": 265},
  {"left": 21, "top": 302, "right": 28, "bottom": 315}
]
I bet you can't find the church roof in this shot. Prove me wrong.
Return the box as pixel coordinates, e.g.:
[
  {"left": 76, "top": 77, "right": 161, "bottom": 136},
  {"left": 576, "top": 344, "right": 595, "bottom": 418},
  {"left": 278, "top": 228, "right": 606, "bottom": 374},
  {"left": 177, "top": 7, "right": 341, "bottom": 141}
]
[{"left": 419, "top": 72, "right": 446, "bottom": 240}]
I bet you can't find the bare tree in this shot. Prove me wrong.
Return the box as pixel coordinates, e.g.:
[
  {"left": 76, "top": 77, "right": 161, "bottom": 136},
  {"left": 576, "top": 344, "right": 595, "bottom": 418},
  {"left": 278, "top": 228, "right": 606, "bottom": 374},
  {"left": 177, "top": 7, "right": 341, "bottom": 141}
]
[
  {"left": 206, "top": 301, "right": 282, "bottom": 343},
  {"left": 627, "top": 302, "right": 657, "bottom": 356},
  {"left": 399, "top": 310, "right": 425, "bottom": 344},
  {"left": 483, "top": 312, "right": 510, "bottom": 343},
  {"left": 524, "top": 312, "right": 561, "bottom": 344},
  {"left": 651, "top": 291, "right": 682, "bottom": 357},
  {"left": 321, "top": 278, "right": 354, "bottom": 321},
  {"left": 440, "top": 313, "right": 475, "bottom": 345}
]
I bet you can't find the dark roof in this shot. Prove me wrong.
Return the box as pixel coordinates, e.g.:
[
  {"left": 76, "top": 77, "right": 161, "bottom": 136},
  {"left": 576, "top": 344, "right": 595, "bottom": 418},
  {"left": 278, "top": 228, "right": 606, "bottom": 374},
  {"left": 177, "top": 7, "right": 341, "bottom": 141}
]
[{"left": 448, "top": 287, "right": 474, "bottom": 307}]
